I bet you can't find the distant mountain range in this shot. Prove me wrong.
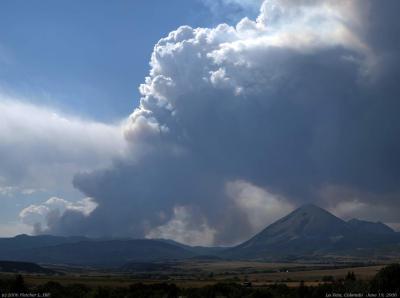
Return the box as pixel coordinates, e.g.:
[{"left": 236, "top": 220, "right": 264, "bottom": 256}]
[
  {"left": 1, "top": 204, "right": 399, "bottom": 267},
  {"left": 0, "top": 236, "right": 196, "bottom": 267},
  {"left": 225, "top": 204, "right": 400, "bottom": 260}
]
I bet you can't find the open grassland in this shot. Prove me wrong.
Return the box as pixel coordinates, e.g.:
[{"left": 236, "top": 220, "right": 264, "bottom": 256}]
[
  {"left": 237, "top": 265, "right": 384, "bottom": 282},
  {"left": 0, "top": 260, "right": 391, "bottom": 288}
]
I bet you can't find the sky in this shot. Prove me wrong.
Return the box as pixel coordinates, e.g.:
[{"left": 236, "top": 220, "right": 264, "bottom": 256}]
[
  {"left": 1, "top": 0, "right": 400, "bottom": 245},
  {"left": 0, "top": 0, "right": 260, "bottom": 121},
  {"left": 0, "top": 0, "right": 261, "bottom": 238}
]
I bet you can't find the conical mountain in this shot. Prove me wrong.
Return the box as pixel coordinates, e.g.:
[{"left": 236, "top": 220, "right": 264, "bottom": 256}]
[
  {"left": 226, "top": 204, "right": 355, "bottom": 259},
  {"left": 245, "top": 204, "right": 351, "bottom": 243}
]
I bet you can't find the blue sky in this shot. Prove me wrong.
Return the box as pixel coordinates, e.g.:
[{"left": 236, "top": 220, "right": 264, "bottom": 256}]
[{"left": 0, "top": 0, "right": 258, "bottom": 121}]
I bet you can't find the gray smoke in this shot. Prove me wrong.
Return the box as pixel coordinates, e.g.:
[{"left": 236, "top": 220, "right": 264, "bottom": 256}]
[{"left": 46, "top": 0, "right": 400, "bottom": 245}]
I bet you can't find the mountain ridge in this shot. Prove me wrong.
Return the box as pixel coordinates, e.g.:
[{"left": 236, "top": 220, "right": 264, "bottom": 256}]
[{"left": 0, "top": 204, "right": 399, "bottom": 266}]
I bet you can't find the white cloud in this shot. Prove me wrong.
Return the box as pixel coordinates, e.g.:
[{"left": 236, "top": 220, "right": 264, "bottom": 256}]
[
  {"left": 0, "top": 96, "right": 126, "bottom": 193},
  {"left": 328, "top": 199, "right": 400, "bottom": 232},
  {"left": 318, "top": 185, "right": 400, "bottom": 225},
  {"left": 226, "top": 180, "right": 293, "bottom": 231},
  {"left": 146, "top": 206, "right": 217, "bottom": 246},
  {"left": 328, "top": 199, "right": 400, "bottom": 224},
  {"left": 0, "top": 185, "right": 18, "bottom": 196},
  {"left": 19, "top": 196, "right": 97, "bottom": 233},
  {"left": 0, "top": 176, "right": 45, "bottom": 197}
]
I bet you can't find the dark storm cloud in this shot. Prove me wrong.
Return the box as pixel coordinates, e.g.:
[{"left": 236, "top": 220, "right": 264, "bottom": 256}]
[{"left": 46, "top": 0, "right": 400, "bottom": 244}]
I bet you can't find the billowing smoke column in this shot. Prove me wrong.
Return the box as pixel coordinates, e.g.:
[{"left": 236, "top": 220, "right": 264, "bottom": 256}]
[{"left": 47, "top": 0, "right": 400, "bottom": 245}]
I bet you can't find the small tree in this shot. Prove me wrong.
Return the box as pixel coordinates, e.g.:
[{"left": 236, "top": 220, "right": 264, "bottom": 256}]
[
  {"left": 297, "top": 280, "right": 308, "bottom": 298},
  {"left": 11, "top": 274, "right": 27, "bottom": 293},
  {"left": 345, "top": 271, "right": 356, "bottom": 281}
]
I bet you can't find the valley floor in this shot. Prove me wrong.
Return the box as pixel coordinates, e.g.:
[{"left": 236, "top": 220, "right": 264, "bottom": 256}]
[
  {"left": 1, "top": 261, "right": 400, "bottom": 298},
  {"left": 1, "top": 259, "right": 396, "bottom": 288}
]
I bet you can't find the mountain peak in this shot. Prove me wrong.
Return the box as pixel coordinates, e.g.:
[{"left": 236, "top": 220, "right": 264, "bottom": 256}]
[
  {"left": 227, "top": 203, "right": 400, "bottom": 260},
  {"left": 234, "top": 204, "right": 349, "bottom": 249},
  {"left": 14, "top": 234, "right": 30, "bottom": 238},
  {"left": 294, "top": 203, "right": 326, "bottom": 213},
  {"left": 274, "top": 203, "right": 348, "bottom": 235},
  {"left": 288, "top": 204, "right": 342, "bottom": 223},
  {"left": 229, "top": 203, "right": 352, "bottom": 258},
  {"left": 297, "top": 203, "right": 319, "bottom": 209}
]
